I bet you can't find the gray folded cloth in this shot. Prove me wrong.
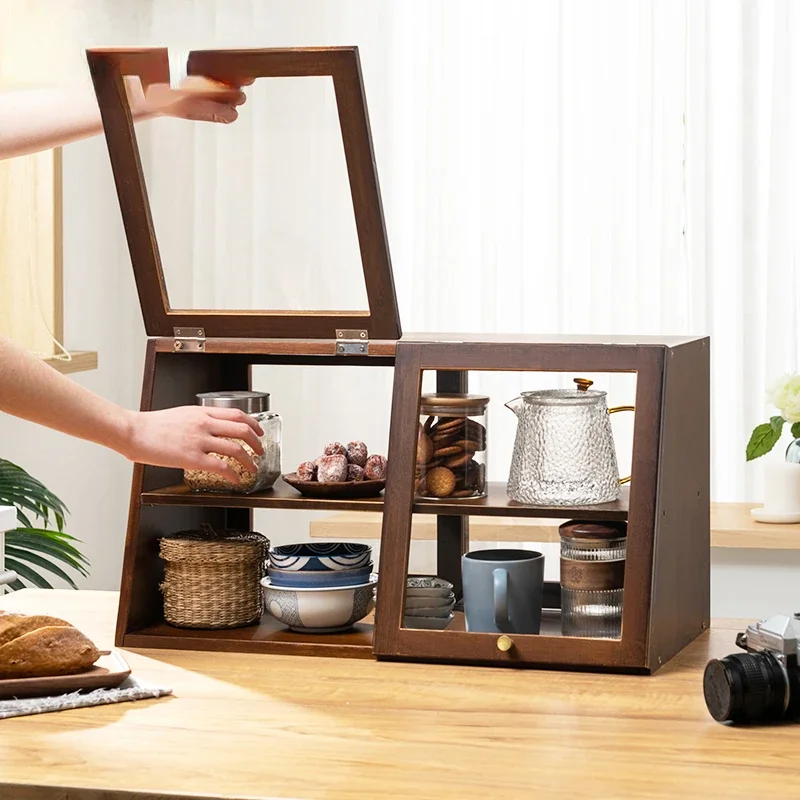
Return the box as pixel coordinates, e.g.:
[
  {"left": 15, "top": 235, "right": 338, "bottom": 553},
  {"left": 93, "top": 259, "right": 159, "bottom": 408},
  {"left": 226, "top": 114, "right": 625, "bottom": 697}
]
[{"left": 0, "top": 676, "right": 172, "bottom": 720}]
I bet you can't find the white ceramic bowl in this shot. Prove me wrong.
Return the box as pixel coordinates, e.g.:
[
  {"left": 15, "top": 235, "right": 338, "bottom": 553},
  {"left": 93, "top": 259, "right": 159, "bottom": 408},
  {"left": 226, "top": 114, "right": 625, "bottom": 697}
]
[{"left": 261, "top": 575, "right": 377, "bottom": 633}]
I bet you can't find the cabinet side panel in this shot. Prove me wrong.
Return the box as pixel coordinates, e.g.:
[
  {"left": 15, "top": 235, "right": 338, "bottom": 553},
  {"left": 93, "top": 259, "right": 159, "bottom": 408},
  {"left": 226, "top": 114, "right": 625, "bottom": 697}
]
[
  {"left": 647, "top": 338, "right": 711, "bottom": 669},
  {"left": 117, "top": 350, "right": 249, "bottom": 640}
]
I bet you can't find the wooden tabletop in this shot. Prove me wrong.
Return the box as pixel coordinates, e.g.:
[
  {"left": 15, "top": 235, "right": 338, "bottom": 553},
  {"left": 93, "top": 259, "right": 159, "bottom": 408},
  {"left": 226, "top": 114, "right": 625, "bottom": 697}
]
[{"left": 0, "top": 590, "right": 797, "bottom": 800}]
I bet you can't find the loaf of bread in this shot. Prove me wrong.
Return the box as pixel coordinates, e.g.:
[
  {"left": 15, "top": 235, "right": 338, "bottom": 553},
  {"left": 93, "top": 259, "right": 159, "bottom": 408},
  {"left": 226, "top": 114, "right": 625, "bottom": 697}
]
[{"left": 0, "top": 612, "right": 100, "bottom": 679}]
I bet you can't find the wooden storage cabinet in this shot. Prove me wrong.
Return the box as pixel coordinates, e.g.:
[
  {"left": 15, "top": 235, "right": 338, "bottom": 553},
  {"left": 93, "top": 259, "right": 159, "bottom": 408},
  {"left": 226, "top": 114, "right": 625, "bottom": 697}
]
[
  {"left": 88, "top": 45, "right": 710, "bottom": 673},
  {"left": 373, "top": 336, "right": 710, "bottom": 673}
]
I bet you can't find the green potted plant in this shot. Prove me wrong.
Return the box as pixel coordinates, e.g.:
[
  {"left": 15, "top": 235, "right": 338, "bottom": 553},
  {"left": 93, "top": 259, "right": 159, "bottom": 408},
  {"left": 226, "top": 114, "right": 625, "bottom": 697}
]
[
  {"left": 746, "top": 373, "right": 800, "bottom": 461},
  {"left": 0, "top": 458, "right": 89, "bottom": 590}
]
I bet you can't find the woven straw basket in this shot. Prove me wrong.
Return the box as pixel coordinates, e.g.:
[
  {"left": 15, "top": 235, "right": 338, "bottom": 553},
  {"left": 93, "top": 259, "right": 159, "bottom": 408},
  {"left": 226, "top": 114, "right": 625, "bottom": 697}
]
[{"left": 159, "top": 526, "right": 270, "bottom": 629}]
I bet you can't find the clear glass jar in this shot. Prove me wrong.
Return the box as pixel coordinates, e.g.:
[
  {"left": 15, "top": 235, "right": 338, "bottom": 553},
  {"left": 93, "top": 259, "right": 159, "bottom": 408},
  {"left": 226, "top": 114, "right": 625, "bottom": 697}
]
[
  {"left": 183, "top": 391, "right": 282, "bottom": 494},
  {"left": 559, "top": 520, "right": 626, "bottom": 639},
  {"left": 416, "top": 394, "right": 489, "bottom": 500}
]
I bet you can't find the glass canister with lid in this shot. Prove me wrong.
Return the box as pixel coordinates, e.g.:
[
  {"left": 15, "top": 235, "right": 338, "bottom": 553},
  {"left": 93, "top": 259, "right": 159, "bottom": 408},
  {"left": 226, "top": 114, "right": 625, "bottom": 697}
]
[
  {"left": 183, "top": 390, "right": 282, "bottom": 494},
  {"left": 559, "top": 520, "right": 626, "bottom": 639},
  {"left": 416, "top": 393, "right": 489, "bottom": 500}
]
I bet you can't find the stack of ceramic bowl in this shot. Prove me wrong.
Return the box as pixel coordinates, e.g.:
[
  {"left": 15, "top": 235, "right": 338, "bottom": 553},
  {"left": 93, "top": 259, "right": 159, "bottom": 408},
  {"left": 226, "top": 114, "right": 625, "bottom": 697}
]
[
  {"left": 261, "top": 543, "right": 377, "bottom": 634},
  {"left": 403, "top": 576, "right": 455, "bottom": 630}
]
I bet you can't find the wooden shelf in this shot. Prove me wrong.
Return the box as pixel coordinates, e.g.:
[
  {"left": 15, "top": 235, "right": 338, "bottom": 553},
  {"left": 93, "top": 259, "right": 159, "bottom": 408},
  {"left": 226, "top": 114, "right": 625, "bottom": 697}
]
[
  {"left": 406, "top": 609, "right": 567, "bottom": 638},
  {"left": 310, "top": 502, "right": 800, "bottom": 549},
  {"left": 124, "top": 613, "right": 374, "bottom": 659},
  {"left": 43, "top": 350, "right": 98, "bottom": 374},
  {"left": 142, "top": 481, "right": 629, "bottom": 520},
  {"left": 142, "top": 481, "right": 385, "bottom": 512}
]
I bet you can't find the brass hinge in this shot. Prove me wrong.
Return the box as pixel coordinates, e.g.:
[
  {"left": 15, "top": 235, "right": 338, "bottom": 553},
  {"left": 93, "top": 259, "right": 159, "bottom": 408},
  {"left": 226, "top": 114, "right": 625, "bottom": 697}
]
[
  {"left": 335, "top": 329, "right": 369, "bottom": 355},
  {"left": 173, "top": 327, "right": 206, "bottom": 352}
]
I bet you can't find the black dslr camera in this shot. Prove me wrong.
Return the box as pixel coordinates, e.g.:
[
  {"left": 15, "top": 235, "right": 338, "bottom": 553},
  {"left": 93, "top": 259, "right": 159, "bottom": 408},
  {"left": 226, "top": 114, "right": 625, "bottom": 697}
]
[{"left": 703, "top": 614, "right": 800, "bottom": 724}]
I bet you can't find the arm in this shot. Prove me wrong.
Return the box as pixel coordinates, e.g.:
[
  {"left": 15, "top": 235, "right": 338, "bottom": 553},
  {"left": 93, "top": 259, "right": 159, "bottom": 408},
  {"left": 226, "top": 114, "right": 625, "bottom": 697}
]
[
  {"left": 0, "top": 76, "right": 247, "bottom": 161},
  {"left": 0, "top": 336, "right": 263, "bottom": 482}
]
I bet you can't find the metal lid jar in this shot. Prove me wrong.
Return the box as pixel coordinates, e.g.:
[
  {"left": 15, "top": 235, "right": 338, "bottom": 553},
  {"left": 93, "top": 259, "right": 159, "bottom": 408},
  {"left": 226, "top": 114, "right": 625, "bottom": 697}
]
[
  {"left": 183, "top": 390, "right": 282, "bottom": 495},
  {"left": 416, "top": 393, "right": 489, "bottom": 500}
]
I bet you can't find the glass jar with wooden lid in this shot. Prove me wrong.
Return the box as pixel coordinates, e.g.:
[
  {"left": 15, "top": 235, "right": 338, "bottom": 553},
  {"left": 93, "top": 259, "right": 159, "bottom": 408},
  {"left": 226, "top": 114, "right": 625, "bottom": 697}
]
[
  {"left": 559, "top": 520, "right": 627, "bottom": 639},
  {"left": 416, "top": 393, "right": 489, "bottom": 500}
]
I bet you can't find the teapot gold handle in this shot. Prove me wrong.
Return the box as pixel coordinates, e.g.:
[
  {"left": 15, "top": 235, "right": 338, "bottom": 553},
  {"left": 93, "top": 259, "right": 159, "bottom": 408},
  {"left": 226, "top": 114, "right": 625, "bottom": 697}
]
[{"left": 609, "top": 405, "right": 635, "bottom": 485}]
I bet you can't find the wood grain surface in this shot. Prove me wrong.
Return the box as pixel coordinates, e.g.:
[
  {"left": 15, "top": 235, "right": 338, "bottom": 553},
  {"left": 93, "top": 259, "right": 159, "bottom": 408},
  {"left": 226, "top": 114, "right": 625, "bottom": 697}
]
[
  {"left": 0, "top": 590, "right": 796, "bottom": 800},
  {"left": 309, "top": 502, "right": 800, "bottom": 548}
]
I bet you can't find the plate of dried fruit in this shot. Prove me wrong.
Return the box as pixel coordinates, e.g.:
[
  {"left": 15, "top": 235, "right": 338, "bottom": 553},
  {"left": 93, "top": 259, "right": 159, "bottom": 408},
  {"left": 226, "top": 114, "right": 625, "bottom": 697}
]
[
  {"left": 281, "top": 473, "right": 385, "bottom": 499},
  {"left": 284, "top": 441, "right": 388, "bottom": 499}
]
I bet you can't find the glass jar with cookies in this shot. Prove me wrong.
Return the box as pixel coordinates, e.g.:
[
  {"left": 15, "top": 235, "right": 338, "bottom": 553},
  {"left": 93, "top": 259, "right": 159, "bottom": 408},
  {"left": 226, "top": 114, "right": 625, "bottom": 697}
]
[{"left": 416, "top": 394, "right": 489, "bottom": 500}]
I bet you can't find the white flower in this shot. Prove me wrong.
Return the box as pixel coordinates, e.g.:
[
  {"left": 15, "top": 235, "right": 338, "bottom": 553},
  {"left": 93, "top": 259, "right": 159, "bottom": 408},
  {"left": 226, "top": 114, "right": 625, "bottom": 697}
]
[{"left": 768, "top": 373, "right": 800, "bottom": 423}]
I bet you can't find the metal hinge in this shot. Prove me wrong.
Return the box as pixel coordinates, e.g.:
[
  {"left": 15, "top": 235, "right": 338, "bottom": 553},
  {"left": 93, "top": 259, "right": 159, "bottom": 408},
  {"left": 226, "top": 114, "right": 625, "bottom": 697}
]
[
  {"left": 335, "top": 329, "right": 369, "bottom": 355},
  {"left": 173, "top": 327, "right": 206, "bottom": 352}
]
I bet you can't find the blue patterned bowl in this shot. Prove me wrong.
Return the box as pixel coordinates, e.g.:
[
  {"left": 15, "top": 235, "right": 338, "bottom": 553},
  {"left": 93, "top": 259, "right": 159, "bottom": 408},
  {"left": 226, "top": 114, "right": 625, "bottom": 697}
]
[
  {"left": 261, "top": 576, "right": 377, "bottom": 633},
  {"left": 268, "top": 542, "right": 372, "bottom": 572},
  {"left": 267, "top": 563, "right": 373, "bottom": 588}
]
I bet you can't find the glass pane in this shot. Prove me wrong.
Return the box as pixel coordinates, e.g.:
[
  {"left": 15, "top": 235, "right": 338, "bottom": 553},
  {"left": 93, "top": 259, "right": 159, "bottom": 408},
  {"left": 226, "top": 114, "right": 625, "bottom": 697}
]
[
  {"left": 401, "top": 369, "right": 635, "bottom": 640},
  {"left": 139, "top": 75, "right": 368, "bottom": 313}
]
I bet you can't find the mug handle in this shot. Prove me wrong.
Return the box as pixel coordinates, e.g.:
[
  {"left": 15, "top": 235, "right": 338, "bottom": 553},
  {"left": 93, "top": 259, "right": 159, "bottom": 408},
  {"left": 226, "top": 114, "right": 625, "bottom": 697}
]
[
  {"left": 493, "top": 568, "right": 511, "bottom": 632},
  {"left": 609, "top": 405, "right": 635, "bottom": 485}
]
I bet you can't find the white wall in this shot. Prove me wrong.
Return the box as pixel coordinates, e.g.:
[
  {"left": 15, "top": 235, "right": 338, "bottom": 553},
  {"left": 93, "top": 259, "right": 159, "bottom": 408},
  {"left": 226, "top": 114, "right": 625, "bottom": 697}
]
[{"left": 0, "top": 0, "right": 797, "bottom": 626}]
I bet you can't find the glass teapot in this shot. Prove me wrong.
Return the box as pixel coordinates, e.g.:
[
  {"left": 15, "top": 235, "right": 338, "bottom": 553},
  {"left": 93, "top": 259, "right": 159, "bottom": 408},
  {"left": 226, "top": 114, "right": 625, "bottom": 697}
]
[{"left": 506, "top": 378, "right": 634, "bottom": 506}]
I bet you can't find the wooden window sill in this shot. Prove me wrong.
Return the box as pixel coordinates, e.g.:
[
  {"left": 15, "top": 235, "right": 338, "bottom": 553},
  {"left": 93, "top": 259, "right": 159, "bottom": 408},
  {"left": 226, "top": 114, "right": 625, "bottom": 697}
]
[
  {"left": 309, "top": 503, "right": 800, "bottom": 550},
  {"left": 43, "top": 351, "right": 98, "bottom": 375}
]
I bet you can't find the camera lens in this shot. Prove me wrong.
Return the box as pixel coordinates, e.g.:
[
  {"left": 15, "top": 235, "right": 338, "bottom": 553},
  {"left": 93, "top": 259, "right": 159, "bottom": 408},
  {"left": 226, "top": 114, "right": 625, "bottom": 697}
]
[{"left": 703, "top": 652, "right": 788, "bottom": 723}]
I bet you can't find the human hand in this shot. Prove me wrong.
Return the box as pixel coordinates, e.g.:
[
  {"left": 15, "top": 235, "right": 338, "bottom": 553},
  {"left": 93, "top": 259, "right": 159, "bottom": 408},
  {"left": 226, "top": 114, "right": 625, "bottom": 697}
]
[
  {"left": 125, "top": 74, "right": 254, "bottom": 124},
  {"left": 119, "top": 406, "right": 264, "bottom": 483}
]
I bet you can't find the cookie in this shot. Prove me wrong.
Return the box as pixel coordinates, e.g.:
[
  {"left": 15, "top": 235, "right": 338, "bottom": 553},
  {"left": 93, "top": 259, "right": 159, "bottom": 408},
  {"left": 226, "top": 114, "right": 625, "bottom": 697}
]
[
  {"left": 444, "top": 451, "right": 473, "bottom": 469},
  {"left": 434, "top": 418, "right": 465, "bottom": 434},
  {"left": 453, "top": 439, "right": 482, "bottom": 454},
  {"left": 433, "top": 445, "right": 461, "bottom": 458},
  {"left": 417, "top": 431, "right": 434, "bottom": 466},
  {"left": 425, "top": 466, "right": 456, "bottom": 497}
]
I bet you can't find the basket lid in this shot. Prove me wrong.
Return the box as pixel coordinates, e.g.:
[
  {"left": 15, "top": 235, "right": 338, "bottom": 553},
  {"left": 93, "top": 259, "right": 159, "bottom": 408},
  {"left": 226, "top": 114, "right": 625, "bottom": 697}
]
[
  {"left": 159, "top": 527, "right": 269, "bottom": 564},
  {"left": 85, "top": 46, "right": 401, "bottom": 342}
]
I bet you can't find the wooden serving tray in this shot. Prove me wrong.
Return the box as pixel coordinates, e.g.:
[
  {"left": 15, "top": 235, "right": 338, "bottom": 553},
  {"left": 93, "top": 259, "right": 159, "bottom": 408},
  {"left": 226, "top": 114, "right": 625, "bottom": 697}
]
[{"left": 0, "top": 650, "right": 131, "bottom": 700}]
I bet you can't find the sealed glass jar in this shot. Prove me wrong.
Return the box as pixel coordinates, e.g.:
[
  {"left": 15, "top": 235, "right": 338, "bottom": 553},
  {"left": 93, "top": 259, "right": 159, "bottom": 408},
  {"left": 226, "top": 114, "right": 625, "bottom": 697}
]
[
  {"left": 183, "top": 391, "right": 281, "bottom": 494},
  {"left": 559, "top": 520, "right": 626, "bottom": 639},
  {"left": 416, "top": 394, "right": 489, "bottom": 500}
]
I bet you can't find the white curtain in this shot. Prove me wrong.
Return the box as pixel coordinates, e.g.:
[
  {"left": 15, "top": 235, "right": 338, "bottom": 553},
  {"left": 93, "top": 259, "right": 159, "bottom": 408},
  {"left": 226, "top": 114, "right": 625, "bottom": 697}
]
[{"left": 91, "top": 0, "right": 800, "bottom": 503}]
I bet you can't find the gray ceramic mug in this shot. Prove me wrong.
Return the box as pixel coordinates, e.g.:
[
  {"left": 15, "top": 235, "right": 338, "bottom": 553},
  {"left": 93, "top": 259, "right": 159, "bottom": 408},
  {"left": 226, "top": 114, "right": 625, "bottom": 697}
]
[{"left": 462, "top": 549, "right": 545, "bottom": 634}]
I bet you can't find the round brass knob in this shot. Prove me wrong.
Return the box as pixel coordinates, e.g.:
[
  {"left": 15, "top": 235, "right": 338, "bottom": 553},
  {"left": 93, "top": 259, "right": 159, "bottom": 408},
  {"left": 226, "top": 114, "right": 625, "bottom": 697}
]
[{"left": 497, "top": 635, "right": 513, "bottom": 652}]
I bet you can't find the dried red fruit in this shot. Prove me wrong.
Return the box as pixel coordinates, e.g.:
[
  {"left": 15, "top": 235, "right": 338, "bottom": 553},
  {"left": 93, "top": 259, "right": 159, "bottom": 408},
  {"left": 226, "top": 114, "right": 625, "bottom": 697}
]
[
  {"left": 317, "top": 454, "right": 348, "bottom": 483},
  {"left": 296, "top": 461, "right": 317, "bottom": 482},
  {"left": 364, "top": 454, "right": 388, "bottom": 481},
  {"left": 346, "top": 441, "right": 368, "bottom": 467}
]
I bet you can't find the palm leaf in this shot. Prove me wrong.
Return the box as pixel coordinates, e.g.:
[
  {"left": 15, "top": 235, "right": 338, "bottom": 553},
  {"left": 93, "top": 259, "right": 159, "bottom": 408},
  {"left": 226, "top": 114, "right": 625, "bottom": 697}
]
[
  {"left": 4, "top": 557, "right": 55, "bottom": 589},
  {"left": 5, "top": 547, "right": 79, "bottom": 589},
  {"left": 5, "top": 531, "right": 89, "bottom": 576},
  {"left": 0, "top": 458, "right": 88, "bottom": 591}
]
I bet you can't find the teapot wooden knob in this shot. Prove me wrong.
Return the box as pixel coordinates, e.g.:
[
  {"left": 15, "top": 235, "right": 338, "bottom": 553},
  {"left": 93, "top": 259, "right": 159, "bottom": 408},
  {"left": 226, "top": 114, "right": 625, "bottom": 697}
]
[
  {"left": 497, "top": 635, "right": 514, "bottom": 652},
  {"left": 574, "top": 378, "right": 593, "bottom": 392}
]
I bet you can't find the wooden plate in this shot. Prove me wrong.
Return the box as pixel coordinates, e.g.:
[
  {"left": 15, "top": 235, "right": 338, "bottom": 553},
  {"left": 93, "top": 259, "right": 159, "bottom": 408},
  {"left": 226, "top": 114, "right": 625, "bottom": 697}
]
[
  {"left": 282, "top": 473, "right": 385, "bottom": 499},
  {"left": 0, "top": 650, "right": 132, "bottom": 700}
]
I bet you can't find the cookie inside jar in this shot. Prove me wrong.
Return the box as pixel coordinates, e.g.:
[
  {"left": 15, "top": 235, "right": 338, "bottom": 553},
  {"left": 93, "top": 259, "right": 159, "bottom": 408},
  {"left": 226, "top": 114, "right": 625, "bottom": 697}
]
[{"left": 416, "top": 394, "right": 489, "bottom": 500}]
